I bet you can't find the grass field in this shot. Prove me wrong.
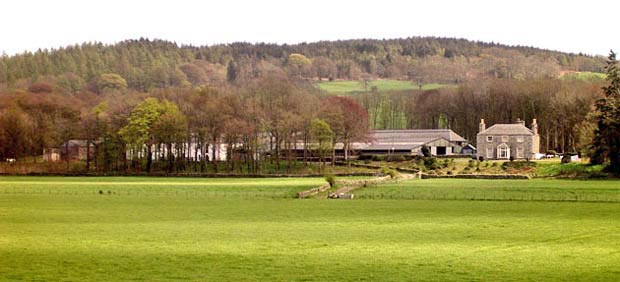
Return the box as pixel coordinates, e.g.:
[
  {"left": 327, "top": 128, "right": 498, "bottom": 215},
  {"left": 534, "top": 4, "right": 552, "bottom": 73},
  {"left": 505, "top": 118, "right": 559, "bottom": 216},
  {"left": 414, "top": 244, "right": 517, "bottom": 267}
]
[
  {"left": 560, "top": 71, "right": 606, "bottom": 81},
  {"left": 1, "top": 176, "right": 619, "bottom": 281},
  {"left": 316, "top": 80, "right": 450, "bottom": 93}
]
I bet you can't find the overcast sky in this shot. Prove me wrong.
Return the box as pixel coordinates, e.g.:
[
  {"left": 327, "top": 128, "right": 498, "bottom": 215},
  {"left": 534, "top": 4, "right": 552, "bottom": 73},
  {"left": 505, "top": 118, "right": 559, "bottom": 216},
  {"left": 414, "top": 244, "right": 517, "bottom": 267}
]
[{"left": 1, "top": 0, "right": 617, "bottom": 56}]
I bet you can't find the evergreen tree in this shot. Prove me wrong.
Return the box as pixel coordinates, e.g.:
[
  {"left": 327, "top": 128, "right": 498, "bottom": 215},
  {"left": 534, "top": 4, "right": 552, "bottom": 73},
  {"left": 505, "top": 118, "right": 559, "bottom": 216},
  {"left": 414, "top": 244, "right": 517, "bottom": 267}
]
[
  {"left": 590, "top": 51, "right": 620, "bottom": 174},
  {"left": 226, "top": 60, "right": 238, "bottom": 83}
]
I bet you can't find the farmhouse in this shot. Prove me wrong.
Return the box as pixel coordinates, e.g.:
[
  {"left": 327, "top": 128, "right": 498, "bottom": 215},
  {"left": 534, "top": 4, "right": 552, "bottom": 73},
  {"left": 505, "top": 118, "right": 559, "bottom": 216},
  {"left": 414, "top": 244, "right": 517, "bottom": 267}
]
[
  {"left": 60, "top": 140, "right": 95, "bottom": 161},
  {"left": 357, "top": 129, "right": 471, "bottom": 156},
  {"left": 476, "top": 118, "right": 540, "bottom": 160}
]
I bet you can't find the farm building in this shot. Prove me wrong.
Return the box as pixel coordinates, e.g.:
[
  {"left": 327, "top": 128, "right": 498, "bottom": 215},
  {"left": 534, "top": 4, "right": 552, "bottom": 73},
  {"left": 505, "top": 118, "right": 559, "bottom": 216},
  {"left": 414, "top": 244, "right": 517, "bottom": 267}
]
[
  {"left": 59, "top": 140, "right": 95, "bottom": 161},
  {"left": 476, "top": 118, "right": 540, "bottom": 160},
  {"left": 357, "top": 129, "right": 471, "bottom": 156}
]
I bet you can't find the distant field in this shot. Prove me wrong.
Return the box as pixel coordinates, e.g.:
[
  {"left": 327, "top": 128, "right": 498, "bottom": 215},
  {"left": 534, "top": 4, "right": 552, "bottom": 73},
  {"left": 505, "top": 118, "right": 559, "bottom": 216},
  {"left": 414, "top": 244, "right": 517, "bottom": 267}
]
[
  {"left": 560, "top": 71, "right": 606, "bottom": 81},
  {"left": 316, "top": 79, "right": 450, "bottom": 93},
  {"left": 1, "top": 176, "right": 619, "bottom": 281}
]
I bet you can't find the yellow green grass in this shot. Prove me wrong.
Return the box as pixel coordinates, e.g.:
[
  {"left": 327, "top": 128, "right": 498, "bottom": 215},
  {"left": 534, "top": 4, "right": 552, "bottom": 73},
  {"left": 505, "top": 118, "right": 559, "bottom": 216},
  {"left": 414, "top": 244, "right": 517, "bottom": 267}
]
[
  {"left": 316, "top": 79, "right": 450, "bottom": 93},
  {"left": 1, "top": 176, "right": 619, "bottom": 281}
]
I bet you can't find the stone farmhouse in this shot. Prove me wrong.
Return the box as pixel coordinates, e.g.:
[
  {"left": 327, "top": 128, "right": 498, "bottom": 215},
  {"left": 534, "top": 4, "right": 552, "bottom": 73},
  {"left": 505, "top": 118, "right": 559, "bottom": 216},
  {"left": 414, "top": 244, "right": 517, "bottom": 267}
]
[{"left": 476, "top": 118, "right": 540, "bottom": 160}]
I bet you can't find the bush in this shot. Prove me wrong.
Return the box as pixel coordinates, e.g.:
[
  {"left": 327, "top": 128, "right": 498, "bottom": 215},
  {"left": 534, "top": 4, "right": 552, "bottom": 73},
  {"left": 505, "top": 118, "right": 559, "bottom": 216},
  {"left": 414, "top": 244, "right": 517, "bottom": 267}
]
[
  {"left": 509, "top": 156, "right": 515, "bottom": 162},
  {"left": 325, "top": 174, "right": 336, "bottom": 187},
  {"left": 561, "top": 155, "right": 572, "bottom": 164},
  {"left": 478, "top": 156, "right": 484, "bottom": 162},
  {"left": 467, "top": 160, "right": 475, "bottom": 168},
  {"left": 423, "top": 157, "right": 439, "bottom": 170},
  {"left": 381, "top": 167, "right": 398, "bottom": 178},
  {"left": 442, "top": 159, "right": 449, "bottom": 168}
]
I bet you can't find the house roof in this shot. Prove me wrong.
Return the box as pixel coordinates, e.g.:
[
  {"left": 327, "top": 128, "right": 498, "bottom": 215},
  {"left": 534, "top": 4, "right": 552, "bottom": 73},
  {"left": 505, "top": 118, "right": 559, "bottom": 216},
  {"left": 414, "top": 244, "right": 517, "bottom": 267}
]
[
  {"left": 369, "top": 129, "right": 467, "bottom": 143},
  {"left": 479, "top": 124, "right": 534, "bottom": 136}
]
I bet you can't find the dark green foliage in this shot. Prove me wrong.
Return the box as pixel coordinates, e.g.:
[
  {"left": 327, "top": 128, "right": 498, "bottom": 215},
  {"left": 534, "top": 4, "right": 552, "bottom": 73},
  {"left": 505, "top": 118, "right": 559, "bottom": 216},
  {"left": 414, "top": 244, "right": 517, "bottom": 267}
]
[
  {"left": 423, "top": 157, "right": 439, "bottom": 170},
  {"left": 590, "top": 51, "right": 620, "bottom": 175},
  {"left": 325, "top": 174, "right": 336, "bottom": 187},
  {"left": 421, "top": 145, "right": 431, "bottom": 157}
]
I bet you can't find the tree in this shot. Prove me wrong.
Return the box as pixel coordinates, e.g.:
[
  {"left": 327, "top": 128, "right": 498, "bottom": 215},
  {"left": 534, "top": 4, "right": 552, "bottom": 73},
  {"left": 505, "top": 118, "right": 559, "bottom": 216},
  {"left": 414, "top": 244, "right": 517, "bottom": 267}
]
[
  {"left": 287, "top": 53, "right": 311, "bottom": 79},
  {"left": 97, "top": 73, "right": 127, "bottom": 94},
  {"left": 0, "top": 106, "right": 32, "bottom": 159},
  {"left": 226, "top": 60, "right": 238, "bottom": 83},
  {"left": 309, "top": 118, "right": 333, "bottom": 169},
  {"left": 118, "top": 98, "right": 164, "bottom": 172},
  {"left": 153, "top": 100, "right": 188, "bottom": 172},
  {"left": 590, "top": 51, "right": 620, "bottom": 174},
  {"left": 320, "top": 96, "right": 369, "bottom": 161}
]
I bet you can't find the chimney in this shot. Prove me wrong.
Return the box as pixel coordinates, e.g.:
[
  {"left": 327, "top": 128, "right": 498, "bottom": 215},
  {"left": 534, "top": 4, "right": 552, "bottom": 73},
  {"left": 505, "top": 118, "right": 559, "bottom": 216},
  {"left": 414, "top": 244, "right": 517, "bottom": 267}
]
[
  {"left": 516, "top": 118, "right": 525, "bottom": 126},
  {"left": 479, "top": 118, "right": 486, "bottom": 132},
  {"left": 531, "top": 119, "right": 538, "bottom": 135}
]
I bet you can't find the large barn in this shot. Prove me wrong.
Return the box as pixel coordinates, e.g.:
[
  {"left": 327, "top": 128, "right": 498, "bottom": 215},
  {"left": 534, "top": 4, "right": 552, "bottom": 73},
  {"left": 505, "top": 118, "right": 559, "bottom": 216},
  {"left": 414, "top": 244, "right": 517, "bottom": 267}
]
[{"left": 356, "top": 129, "right": 471, "bottom": 156}]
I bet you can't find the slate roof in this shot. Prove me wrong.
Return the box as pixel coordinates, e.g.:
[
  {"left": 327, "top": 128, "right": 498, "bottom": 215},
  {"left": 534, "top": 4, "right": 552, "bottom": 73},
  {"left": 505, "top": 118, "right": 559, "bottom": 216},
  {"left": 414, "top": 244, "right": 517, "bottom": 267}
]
[
  {"left": 369, "top": 129, "right": 467, "bottom": 143},
  {"left": 479, "top": 124, "right": 534, "bottom": 135}
]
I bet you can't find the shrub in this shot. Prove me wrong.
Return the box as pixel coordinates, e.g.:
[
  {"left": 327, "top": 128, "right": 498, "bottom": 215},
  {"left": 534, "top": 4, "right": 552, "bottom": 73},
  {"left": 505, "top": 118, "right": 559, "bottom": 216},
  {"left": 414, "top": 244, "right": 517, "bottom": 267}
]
[
  {"left": 492, "top": 162, "right": 498, "bottom": 167},
  {"left": 467, "top": 160, "right": 475, "bottom": 168},
  {"left": 478, "top": 156, "right": 484, "bottom": 162},
  {"left": 381, "top": 167, "right": 398, "bottom": 178},
  {"left": 509, "top": 156, "right": 515, "bottom": 162},
  {"left": 423, "top": 157, "right": 439, "bottom": 170},
  {"left": 325, "top": 174, "right": 336, "bottom": 187},
  {"left": 442, "top": 159, "right": 449, "bottom": 168},
  {"left": 561, "top": 155, "right": 572, "bottom": 164}
]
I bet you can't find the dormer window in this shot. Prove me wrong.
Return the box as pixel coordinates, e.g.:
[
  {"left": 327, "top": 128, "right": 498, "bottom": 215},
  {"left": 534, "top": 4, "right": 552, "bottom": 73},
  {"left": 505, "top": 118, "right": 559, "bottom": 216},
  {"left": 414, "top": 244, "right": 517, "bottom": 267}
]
[{"left": 486, "top": 136, "right": 493, "bottom": 142}]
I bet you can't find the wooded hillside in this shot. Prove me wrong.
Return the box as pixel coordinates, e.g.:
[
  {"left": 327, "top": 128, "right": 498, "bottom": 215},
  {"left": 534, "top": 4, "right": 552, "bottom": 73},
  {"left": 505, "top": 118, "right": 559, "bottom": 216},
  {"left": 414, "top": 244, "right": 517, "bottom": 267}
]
[{"left": 0, "top": 37, "right": 606, "bottom": 92}]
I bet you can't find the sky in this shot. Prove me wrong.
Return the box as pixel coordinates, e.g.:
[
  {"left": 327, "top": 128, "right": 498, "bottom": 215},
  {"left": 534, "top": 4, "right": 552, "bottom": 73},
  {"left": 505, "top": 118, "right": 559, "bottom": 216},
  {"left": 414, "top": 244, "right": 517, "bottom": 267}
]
[{"left": 1, "top": 0, "right": 618, "bottom": 56}]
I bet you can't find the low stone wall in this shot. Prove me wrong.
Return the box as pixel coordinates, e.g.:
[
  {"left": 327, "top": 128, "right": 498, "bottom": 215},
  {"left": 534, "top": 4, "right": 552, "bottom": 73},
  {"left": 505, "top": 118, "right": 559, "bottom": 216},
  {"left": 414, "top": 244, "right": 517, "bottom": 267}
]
[
  {"left": 297, "top": 183, "right": 331, "bottom": 198},
  {"left": 421, "top": 174, "right": 530, "bottom": 180},
  {"left": 334, "top": 161, "right": 419, "bottom": 174}
]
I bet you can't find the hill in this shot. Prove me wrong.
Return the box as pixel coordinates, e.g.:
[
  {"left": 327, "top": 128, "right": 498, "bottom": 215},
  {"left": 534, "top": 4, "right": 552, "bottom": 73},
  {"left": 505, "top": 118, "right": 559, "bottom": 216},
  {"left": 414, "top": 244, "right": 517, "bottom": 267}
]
[{"left": 0, "top": 37, "right": 606, "bottom": 93}]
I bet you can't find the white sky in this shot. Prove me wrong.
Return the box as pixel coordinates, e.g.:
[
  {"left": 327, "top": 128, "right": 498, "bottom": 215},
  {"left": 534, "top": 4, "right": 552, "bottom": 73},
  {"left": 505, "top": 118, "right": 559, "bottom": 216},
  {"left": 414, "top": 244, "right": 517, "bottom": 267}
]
[{"left": 1, "top": 0, "right": 617, "bottom": 56}]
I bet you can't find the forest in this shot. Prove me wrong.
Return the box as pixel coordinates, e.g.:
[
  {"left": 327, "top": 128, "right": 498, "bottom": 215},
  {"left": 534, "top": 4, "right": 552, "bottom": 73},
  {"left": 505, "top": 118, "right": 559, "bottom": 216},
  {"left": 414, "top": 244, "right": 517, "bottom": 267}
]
[{"left": 0, "top": 37, "right": 615, "bottom": 173}]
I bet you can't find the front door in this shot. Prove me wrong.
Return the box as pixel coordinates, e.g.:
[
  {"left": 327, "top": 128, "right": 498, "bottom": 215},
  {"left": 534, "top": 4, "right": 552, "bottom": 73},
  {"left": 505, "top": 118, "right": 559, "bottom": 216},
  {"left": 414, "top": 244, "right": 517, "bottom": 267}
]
[{"left": 436, "top": 146, "right": 446, "bottom": 155}]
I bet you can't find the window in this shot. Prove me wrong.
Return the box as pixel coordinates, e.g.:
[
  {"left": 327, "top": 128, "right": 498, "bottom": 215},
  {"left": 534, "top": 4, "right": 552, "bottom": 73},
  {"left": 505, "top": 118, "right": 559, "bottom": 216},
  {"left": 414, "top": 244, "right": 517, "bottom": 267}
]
[
  {"left": 516, "top": 136, "right": 524, "bottom": 143},
  {"left": 517, "top": 147, "right": 524, "bottom": 158},
  {"left": 486, "top": 136, "right": 493, "bottom": 142},
  {"left": 486, "top": 148, "right": 493, "bottom": 159},
  {"left": 501, "top": 136, "right": 509, "bottom": 142}
]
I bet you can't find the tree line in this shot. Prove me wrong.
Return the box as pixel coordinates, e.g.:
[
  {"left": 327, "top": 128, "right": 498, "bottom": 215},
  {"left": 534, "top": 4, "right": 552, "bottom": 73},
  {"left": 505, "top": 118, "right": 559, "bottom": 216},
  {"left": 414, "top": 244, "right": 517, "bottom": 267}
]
[{"left": 0, "top": 76, "right": 368, "bottom": 173}]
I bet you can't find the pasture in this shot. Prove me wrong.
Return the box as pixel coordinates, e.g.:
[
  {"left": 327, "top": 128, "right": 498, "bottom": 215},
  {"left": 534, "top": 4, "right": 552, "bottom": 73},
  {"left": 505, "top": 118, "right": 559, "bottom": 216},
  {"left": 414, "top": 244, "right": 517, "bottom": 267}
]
[
  {"left": 316, "top": 79, "right": 450, "bottom": 93},
  {"left": 1, "top": 176, "right": 619, "bottom": 281}
]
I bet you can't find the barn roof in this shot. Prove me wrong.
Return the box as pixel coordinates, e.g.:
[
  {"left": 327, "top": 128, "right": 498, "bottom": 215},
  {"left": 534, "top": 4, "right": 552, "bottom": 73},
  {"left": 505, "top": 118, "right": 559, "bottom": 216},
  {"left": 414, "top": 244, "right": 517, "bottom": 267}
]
[{"left": 368, "top": 129, "right": 467, "bottom": 143}]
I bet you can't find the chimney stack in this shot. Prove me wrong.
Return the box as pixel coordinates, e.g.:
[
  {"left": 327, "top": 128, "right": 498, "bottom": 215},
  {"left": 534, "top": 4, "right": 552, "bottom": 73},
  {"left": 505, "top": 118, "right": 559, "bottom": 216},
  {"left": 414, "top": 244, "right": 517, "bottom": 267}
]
[
  {"left": 516, "top": 118, "right": 525, "bottom": 126},
  {"left": 531, "top": 119, "right": 538, "bottom": 135},
  {"left": 479, "top": 118, "right": 486, "bottom": 132}
]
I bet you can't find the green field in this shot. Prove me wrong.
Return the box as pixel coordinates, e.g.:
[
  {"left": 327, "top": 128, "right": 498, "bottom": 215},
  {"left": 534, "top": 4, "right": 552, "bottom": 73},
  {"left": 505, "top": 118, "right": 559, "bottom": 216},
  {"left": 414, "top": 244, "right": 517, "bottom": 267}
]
[
  {"left": 560, "top": 71, "right": 606, "bottom": 81},
  {"left": 316, "top": 80, "right": 450, "bottom": 93},
  {"left": 1, "top": 177, "right": 619, "bottom": 281}
]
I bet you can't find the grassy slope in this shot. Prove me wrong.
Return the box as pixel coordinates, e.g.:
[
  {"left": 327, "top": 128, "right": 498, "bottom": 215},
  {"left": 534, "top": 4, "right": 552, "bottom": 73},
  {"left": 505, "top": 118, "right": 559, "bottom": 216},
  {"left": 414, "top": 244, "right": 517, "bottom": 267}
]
[
  {"left": 316, "top": 80, "right": 449, "bottom": 93},
  {"left": 1, "top": 177, "right": 619, "bottom": 281}
]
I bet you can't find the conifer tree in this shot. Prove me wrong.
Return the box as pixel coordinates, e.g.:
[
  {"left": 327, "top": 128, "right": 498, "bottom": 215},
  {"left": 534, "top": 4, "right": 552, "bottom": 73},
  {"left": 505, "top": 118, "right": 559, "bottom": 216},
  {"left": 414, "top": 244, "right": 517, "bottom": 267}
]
[{"left": 590, "top": 51, "right": 620, "bottom": 174}]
